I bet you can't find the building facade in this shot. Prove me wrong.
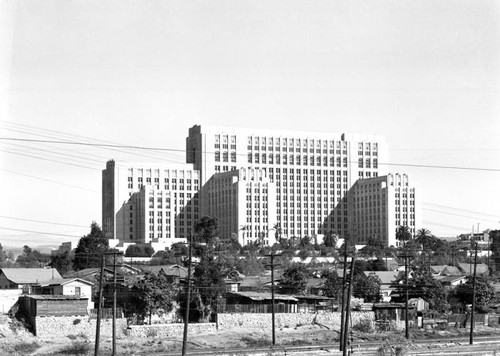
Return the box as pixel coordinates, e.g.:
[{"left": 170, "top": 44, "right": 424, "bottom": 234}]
[
  {"left": 103, "top": 125, "right": 420, "bottom": 249},
  {"left": 186, "top": 125, "right": 388, "bottom": 240},
  {"left": 347, "top": 174, "right": 418, "bottom": 247},
  {"left": 102, "top": 160, "right": 200, "bottom": 247},
  {"left": 207, "top": 168, "right": 277, "bottom": 245}
]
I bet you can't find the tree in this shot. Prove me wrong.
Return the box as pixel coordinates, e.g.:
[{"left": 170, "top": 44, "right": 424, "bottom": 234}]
[
  {"left": 395, "top": 225, "right": 412, "bottom": 243},
  {"left": 393, "top": 266, "right": 448, "bottom": 312},
  {"left": 191, "top": 258, "right": 226, "bottom": 323},
  {"left": 125, "top": 244, "right": 155, "bottom": 257},
  {"left": 49, "top": 250, "right": 73, "bottom": 275},
  {"left": 16, "top": 245, "right": 50, "bottom": 268},
  {"left": 0, "top": 243, "right": 6, "bottom": 267},
  {"left": 453, "top": 276, "right": 494, "bottom": 309},
  {"left": 415, "top": 229, "right": 435, "bottom": 252},
  {"left": 73, "top": 222, "right": 110, "bottom": 270},
  {"left": 353, "top": 273, "right": 382, "bottom": 303},
  {"left": 130, "top": 271, "right": 176, "bottom": 324},
  {"left": 360, "top": 235, "right": 385, "bottom": 258},
  {"left": 236, "top": 255, "right": 265, "bottom": 276},
  {"left": 490, "top": 230, "right": 500, "bottom": 274},
  {"left": 322, "top": 269, "right": 343, "bottom": 303},
  {"left": 279, "top": 264, "right": 310, "bottom": 295}
]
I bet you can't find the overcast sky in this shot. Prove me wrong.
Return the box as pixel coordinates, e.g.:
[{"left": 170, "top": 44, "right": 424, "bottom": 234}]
[{"left": 1, "top": 0, "right": 499, "bottom": 248}]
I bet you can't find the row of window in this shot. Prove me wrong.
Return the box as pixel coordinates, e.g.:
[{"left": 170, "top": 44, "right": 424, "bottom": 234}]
[{"left": 248, "top": 154, "right": 351, "bottom": 167}]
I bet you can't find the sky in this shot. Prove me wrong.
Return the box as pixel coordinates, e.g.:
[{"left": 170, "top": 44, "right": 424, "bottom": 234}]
[{"left": 1, "top": 0, "right": 499, "bottom": 249}]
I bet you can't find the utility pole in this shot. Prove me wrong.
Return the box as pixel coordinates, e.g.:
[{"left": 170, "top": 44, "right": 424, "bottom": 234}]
[
  {"left": 405, "top": 252, "right": 409, "bottom": 339},
  {"left": 182, "top": 233, "right": 193, "bottom": 356},
  {"left": 470, "top": 242, "right": 478, "bottom": 345},
  {"left": 265, "top": 252, "right": 281, "bottom": 346},
  {"left": 339, "top": 242, "right": 348, "bottom": 352},
  {"left": 94, "top": 255, "right": 105, "bottom": 356},
  {"left": 342, "top": 250, "right": 355, "bottom": 356}
]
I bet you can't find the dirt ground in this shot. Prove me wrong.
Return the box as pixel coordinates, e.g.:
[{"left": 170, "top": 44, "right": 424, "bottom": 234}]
[{"left": 2, "top": 317, "right": 500, "bottom": 355}]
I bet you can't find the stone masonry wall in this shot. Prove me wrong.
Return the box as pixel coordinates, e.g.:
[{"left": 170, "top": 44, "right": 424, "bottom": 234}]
[
  {"left": 217, "top": 311, "right": 375, "bottom": 330},
  {"left": 35, "top": 316, "right": 127, "bottom": 338},
  {"left": 126, "top": 323, "right": 217, "bottom": 338}
]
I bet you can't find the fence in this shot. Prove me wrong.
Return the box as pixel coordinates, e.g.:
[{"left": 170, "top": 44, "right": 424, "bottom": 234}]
[
  {"left": 222, "top": 302, "right": 336, "bottom": 314},
  {"left": 89, "top": 308, "right": 124, "bottom": 319}
]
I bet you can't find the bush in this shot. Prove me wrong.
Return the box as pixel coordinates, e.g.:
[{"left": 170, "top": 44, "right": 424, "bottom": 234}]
[
  {"left": 14, "top": 341, "right": 40, "bottom": 354},
  {"left": 57, "top": 341, "right": 91, "bottom": 355},
  {"left": 352, "top": 318, "right": 374, "bottom": 333}
]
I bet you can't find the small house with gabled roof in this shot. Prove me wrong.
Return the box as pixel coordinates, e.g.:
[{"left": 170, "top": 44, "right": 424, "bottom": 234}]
[{"left": 0, "top": 268, "right": 62, "bottom": 294}]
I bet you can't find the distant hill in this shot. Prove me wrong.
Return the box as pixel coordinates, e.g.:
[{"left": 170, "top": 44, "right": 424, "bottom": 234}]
[{"left": 1, "top": 244, "right": 59, "bottom": 258}]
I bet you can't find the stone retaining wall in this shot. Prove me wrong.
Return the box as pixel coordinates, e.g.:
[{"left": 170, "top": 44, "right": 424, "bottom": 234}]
[
  {"left": 126, "top": 322, "right": 217, "bottom": 338},
  {"left": 35, "top": 316, "right": 127, "bottom": 338},
  {"left": 217, "top": 311, "right": 374, "bottom": 330}
]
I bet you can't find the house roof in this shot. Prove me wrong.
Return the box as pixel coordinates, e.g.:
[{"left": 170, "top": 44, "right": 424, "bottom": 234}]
[
  {"left": 227, "top": 291, "right": 297, "bottom": 302},
  {"left": 440, "top": 266, "right": 462, "bottom": 276},
  {"left": 430, "top": 265, "right": 447, "bottom": 274},
  {"left": 239, "top": 276, "right": 272, "bottom": 288},
  {"left": 457, "top": 263, "right": 489, "bottom": 276},
  {"left": 306, "top": 278, "right": 326, "bottom": 288},
  {"left": 363, "top": 271, "right": 401, "bottom": 288},
  {"left": 25, "top": 295, "right": 88, "bottom": 300},
  {"left": 139, "top": 265, "right": 188, "bottom": 279},
  {"left": 1, "top": 268, "right": 62, "bottom": 284},
  {"left": 40, "top": 278, "right": 95, "bottom": 287},
  {"left": 435, "top": 275, "right": 466, "bottom": 283}
]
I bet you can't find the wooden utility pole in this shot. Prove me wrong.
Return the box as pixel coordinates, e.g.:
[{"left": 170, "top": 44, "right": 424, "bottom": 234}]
[
  {"left": 342, "top": 251, "right": 355, "bottom": 356},
  {"left": 339, "top": 242, "right": 348, "bottom": 352},
  {"left": 182, "top": 233, "right": 193, "bottom": 356},
  {"left": 470, "top": 242, "right": 478, "bottom": 345},
  {"left": 405, "top": 252, "right": 409, "bottom": 339},
  {"left": 265, "top": 252, "right": 281, "bottom": 346},
  {"left": 94, "top": 255, "right": 105, "bottom": 356}
]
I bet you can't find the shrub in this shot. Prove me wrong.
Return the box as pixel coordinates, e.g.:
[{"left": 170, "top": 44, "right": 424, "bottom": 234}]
[
  {"left": 14, "top": 341, "right": 40, "bottom": 354},
  {"left": 352, "top": 318, "right": 374, "bottom": 333},
  {"left": 57, "top": 341, "right": 91, "bottom": 355}
]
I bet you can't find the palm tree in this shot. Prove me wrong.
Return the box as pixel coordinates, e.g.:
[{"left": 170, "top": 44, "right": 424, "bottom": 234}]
[
  {"left": 415, "top": 228, "right": 435, "bottom": 252},
  {"left": 395, "top": 225, "right": 412, "bottom": 244}
]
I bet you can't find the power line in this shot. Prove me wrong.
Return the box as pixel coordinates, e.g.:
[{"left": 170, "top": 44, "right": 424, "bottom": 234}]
[
  {"left": 0, "top": 226, "right": 82, "bottom": 238},
  {"left": 0, "top": 215, "right": 88, "bottom": 228},
  {"left": 2, "top": 136, "right": 499, "bottom": 172},
  {"left": 423, "top": 202, "right": 499, "bottom": 218},
  {"left": 422, "top": 208, "right": 499, "bottom": 223},
  {"left": 0, "top": 168, "right": 99, "bottom": 193}
]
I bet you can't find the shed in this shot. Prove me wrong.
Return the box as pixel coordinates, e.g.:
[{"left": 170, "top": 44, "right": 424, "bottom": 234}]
[{"left": 20, "top": 295, "right": 89, "bottom": 317}]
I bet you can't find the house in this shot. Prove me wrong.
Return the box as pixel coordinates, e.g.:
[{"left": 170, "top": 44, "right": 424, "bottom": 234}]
[
  {"left": 223, "top": 291, "right": 298, "bottom": 313},
  {"left": 435, "top": 275, "right": 467, "bottom": 287},
  {"left": 139, "top": 264, "right": 188, "bottom": 281},
  {"left": 33, "top": 278, "right": 94, "bottom": 309},
  {"left": 306, "top": 278, "right": 327, "bottom": 296},
  {"left": 0, "top": 268, "right": 62, "bottom": 294},
  {"left": 364, "top": 271, "right": 401, "bottom": 302},
  {"left": 408, "top": 298, "right": 429, "bottom": 312}
]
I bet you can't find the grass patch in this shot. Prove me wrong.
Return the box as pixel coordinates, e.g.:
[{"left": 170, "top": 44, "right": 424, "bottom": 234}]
[
  {"left": 14, "top": 341, "right": 40, "bottom": 354},
  {"left": 55, "top": 341, "right": 91, "bottom": 355},
  {"left": 241, "top": 335, "right": 271, "bottom": 347}
]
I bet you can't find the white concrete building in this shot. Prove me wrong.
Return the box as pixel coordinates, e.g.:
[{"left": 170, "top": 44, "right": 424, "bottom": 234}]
[
  {"left": 186, "top": 125, "right": 388, "bottom": 240},
  {"left": 102, "top": 160, "right": 200, "bottom": 248},
  {"left": 347, "top": 174, "right": 419, "bottom": 247},
  {"left": 207, "top": 168, "right": 277, "bottom": 245}
]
